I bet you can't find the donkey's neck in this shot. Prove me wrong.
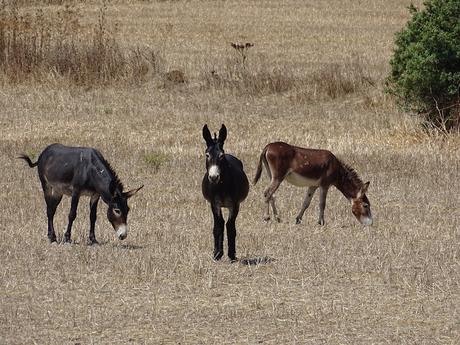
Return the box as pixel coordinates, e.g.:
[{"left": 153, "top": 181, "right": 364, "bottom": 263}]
[
  {"left": 219, "top": 158, "right": 233, "bottom": 185},
  {"left": 100, "top": 181, "right": 120, "bottom": 204},
  {"left": 91, "top": 162, "right": 121, "bottom": 204},
  {"left": 335, "top": 163, "right": 362, "bottom": 200}
]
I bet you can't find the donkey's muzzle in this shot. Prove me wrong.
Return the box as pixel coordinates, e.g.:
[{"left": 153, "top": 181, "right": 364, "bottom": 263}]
[
  {"left": 208, "top": 175, "right": 220, "bottom": 184},
  {"left": 208, "top": 165, "right": 220, "bottom": 184},
  {"left": 360, "top": 216, "right": 373, "bottom": 226},
  {"left": 116, "top": 224, "right": 128, "bottom": 240}
]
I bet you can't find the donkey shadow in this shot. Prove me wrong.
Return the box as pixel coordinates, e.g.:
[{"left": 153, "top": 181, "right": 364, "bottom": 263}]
[
  {"left": 55, "top": 239, "right": 144, "bottom": 250},
  {"left": 239, "top": 256, "right": 275, "bottom": 266},
  {"left": 114, "top": 243, "right": 144, "bottom": 250}
]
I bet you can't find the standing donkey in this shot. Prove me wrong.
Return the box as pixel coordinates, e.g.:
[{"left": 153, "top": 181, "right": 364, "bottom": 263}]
[
  {"left": 253, "top": 142, "right": 373, "bottom": 226},
  {"left": 19, "top": 144, "right": 143, "bottom": 244},
  {"left": 202, "top": 124, "right": 249, "bottom": 261}
]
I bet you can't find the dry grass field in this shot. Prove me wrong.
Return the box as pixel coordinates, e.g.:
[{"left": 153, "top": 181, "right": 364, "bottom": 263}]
[{"left": 1, "top": 0, "right": 459, "bottom": 344}]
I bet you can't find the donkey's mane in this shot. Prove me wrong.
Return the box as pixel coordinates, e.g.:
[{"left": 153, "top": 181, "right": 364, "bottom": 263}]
[
  {"left": 339, "top": 160, "right": 363, "bottom": 188},
  {"left": 95, "top": 151, "right": 124, "bottom": 191}
]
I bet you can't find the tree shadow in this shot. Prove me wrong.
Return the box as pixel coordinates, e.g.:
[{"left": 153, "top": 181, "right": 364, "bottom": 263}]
[{"left": 239, "top": 256, "right": 275, "bottom": 266}]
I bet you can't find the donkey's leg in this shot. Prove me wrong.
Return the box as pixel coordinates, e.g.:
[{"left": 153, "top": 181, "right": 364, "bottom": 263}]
[
  {"left": 269, "top": 196, "right": 281, "bottom": 223},
  {"left": 226, "top": 204, "right": 240, "bottom": 262},
  {"left": 262, "top": 160, "right": 272, "bottom": 221},
  {"left": 211, "top": 203, "right": 225, "bottom": 260},
  {"left": 263, "top": 178, "right": 282, "bottom": 201},
  {"left": 88, "top": 195, "right": 100, "bottom": 245},
  {"left": 44, "top": 193, "right": 62, "bottom": 243},
  {"left": 264, "top": 195, "right": 271, "bottom": 222},
  {"left": 263, "top": 178, "right": 282, "bottom": 221},
  {"left": 64, "top": 191, "right": 80, "bottom": 243},
  {"left": 295, "top": 186, "right": 318, "bottom": 224},
  {"left": 318, "top": 186, "right": 329, "bottom": 225}
]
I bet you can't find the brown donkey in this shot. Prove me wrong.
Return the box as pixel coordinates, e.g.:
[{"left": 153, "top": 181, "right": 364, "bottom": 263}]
[{"left": 253, "top": 142, "right": 373, "bottom": 226}]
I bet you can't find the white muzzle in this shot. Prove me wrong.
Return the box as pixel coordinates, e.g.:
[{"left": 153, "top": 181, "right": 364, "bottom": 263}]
[
  {"left": 360, "top": 216, "right": 373, "bottom": 226},
  {"left": 208, "top": 165, "right": 220, "bottom": 183},
  {"left": 116, "top": 224, "right": 128, "bottom": 240}
]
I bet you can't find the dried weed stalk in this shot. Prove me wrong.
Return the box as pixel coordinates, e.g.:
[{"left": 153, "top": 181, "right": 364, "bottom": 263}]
[{"left": 0, "top": 2, "right": 159, "bottom": 86}]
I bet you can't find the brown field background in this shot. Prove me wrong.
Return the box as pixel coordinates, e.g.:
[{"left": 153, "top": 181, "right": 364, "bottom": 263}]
[{"left": 1, "top": 0, "right": 459, "bottom": 344}]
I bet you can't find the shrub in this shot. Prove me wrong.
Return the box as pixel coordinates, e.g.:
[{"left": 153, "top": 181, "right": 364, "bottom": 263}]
[
  {"left": 144, "top": 152, "right": 168, "bottom": 173},
  {"left": 386, "top": 0, "right": 460, "bottom": 131}
]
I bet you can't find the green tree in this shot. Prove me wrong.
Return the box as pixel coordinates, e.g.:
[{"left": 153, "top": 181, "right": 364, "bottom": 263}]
[{"left": 386, "top": 0, "right": 460, "bottom": 130}]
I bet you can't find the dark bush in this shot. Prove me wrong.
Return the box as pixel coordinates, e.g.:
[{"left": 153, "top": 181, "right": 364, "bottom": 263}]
[{"left": 386, "top": 0, "right": 460, "bottom": 130}]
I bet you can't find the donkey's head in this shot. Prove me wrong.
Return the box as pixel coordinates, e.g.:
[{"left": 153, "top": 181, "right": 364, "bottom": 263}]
[
  {"left": 351, "top": 181, "right": 373, "bottom": 226},
  {"left": 202, "top": 124, "right": 227, "bottom": 185},
  {"left": 107, "top": 184, "right": 143, "bottom": 240}
]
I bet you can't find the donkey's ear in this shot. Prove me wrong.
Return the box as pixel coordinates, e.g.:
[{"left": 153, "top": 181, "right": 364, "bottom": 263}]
[
  {"left": 361, "top": 181, "right": 370, "bottom": 195},
  {"left": 124, "top": 185, "right": 144, "bottom": 199},
  {"left": 218, "top": 124, "right": 227, "bottom": 144},
  {"left": 202, "top": 124, "right": 213, "bottom": 146}
]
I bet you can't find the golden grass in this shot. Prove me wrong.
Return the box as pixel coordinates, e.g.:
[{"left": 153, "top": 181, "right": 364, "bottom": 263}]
[
  {"left": 1, "top": 0, "right": 459, "bottom": 344},
  {"left": 0, "top": 3, "right": 159, "bottom": 85}
]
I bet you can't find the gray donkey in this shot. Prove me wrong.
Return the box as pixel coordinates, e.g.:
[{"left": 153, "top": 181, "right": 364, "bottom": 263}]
[{"left": 19, "top": 144, "right": 143, "bottom": 244}]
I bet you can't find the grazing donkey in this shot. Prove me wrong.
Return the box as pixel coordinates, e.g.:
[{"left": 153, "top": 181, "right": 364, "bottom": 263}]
[
  {"left": 202, "top": 124, "right": 249, "bottom": 261},
  {"left": 253, "top": 142, "right": 373, "bottom": 226},
  {"left": 19, "top": 144, "right": 143, "bottom": 244}
]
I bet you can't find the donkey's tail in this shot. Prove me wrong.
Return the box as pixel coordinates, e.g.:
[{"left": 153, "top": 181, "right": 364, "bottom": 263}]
[
  {"left": 18, "top": 154, "right": 38, "bottom": 168},
  {"left": 253, "top": 146, "right": 268, "bottom": 185}
]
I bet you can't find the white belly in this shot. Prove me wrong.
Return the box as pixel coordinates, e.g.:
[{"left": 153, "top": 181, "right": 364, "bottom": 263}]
[{"left": 285, "top": 172, "right": 320, "bottom": 187}]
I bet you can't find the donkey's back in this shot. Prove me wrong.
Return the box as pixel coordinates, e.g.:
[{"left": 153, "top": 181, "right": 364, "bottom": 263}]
[{"left": 34, "top": 144, "right": 104, "bottom": 194}]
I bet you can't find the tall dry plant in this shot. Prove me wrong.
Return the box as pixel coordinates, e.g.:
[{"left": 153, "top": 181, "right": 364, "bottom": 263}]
[
  {"left": 0, "top": 2, "right": 159, "bottom": 86},
  {"left": 203, "top": 51, "right": 374, "bottom": 100},
  {"left": 203, "top": 45, "right": 298, "bottom": 96},
  {"left": 2, "top": 0, "right": 78, "bottom": 5},
  {"left": 310, "top": 56, "right": 375, "bottom": 99}
]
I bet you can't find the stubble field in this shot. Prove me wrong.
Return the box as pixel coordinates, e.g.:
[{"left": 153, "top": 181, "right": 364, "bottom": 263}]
[{"left": 1, "top": 0, "right": 459, "bottom": 344}]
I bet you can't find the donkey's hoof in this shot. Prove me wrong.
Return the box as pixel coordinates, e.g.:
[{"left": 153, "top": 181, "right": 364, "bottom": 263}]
[
  {"left": 263, "top": 216, "right": 271, "bottom": 222},
  {"left": 229, "top": 256, "right": 238, "bottom": 263},
  {"left": 87, "top": 238, "right": 99, "bottom": 246},
  {"left": 48, "top": 237, "right": 57, "bottom": 243},
  {"left": 295, "top": 218, "right": 302, "bottom": 225},
  {"left": 213, "top": 251, "right": 224, "bottom": 261},
  {"left": 318, "top": 220, "right": 325, "bottom": 226},
  {"left": 275, "top": 217, "right": 281, "bottom": 223}
]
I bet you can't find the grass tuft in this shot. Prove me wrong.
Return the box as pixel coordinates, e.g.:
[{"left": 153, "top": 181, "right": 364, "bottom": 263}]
[
  {"left": 310, "top": 57, "right": 375, "bottom": 99},
  {"left": 203, "top": 57, "right": 297, "bottom": 96},
  {"left": 143, "top": 152, "right": 169, "bottom": 173},
  {"left": 203, "top": 54, "right": 374, "bottom": 100}
]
